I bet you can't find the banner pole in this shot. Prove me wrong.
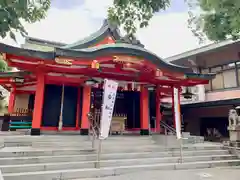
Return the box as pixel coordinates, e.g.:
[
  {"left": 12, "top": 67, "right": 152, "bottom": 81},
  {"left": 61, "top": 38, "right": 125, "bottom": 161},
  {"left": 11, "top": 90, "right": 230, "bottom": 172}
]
[
  {"left": 173, "top": 87, "right": 183, "bottom": 163},
  {"left": 179, "top": 138, "right": 183, "bottom": 163},
  {"left": 92, "top": 133, "right": 95, "bottom": 149},
  {"left": 96, "top": 79, "right": 118, "bottom": 168},
  {"left": 96, "top": 139, "right": 102, "bottom": 168},
  {"left": 0, "top": 170, "right": 3, "bottom": 180}
]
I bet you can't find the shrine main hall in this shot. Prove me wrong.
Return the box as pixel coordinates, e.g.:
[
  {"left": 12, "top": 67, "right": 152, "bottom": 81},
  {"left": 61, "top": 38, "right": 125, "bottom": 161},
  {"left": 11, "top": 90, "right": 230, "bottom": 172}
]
[{"left": 0, "top": 20, "right": 214, "bottom": 135}]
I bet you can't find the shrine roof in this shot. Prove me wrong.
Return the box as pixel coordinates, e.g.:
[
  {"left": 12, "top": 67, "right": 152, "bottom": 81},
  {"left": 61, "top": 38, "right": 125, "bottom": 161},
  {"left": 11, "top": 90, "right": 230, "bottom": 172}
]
[
  {"left": 63, "top": 19, "right": 122, "bottom": 49},
  {"left": 25, "top": 37, "right": 66, "bottom": 47},
  {"left": 0, "top": 71, "right": 30, "bottom": 78},
  {"left": 56, "top": 43, "right": 192, "bottom": 73},
  {"left": 25, "top": 19, "right": 143, "bottom": 49},
  {"left": 0, "top": 42, "right": 216, "bottom": 80}
]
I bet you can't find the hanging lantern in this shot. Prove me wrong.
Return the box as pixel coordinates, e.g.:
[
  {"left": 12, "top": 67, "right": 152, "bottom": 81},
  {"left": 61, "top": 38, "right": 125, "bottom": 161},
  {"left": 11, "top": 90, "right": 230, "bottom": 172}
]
[
  {"left": 137, "top": 85, "right": 141, "bottom": 91},
  {"left": 124, "top": 84, "right": 128, "bottom": 91},
  {"left": 85, "top": 79, "right": 98, "bottom": 86},
  {"left": 155, "top": 69, "right": 163, "bottom": 77},
  {"left": 182, "top": 87, "right": 194, "bottom": 99},
  {"left": 91, "top": 60, "right": 100, "bottom": 69},
  {"left": 132, "top": 82, "right": 135, "bottom": 91}
]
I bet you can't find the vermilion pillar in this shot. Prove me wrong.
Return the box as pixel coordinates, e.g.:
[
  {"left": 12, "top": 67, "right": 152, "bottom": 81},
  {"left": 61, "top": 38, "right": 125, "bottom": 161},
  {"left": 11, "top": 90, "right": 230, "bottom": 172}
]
[
  {"left": 140, "top": 85, "right": 149, "bottom": 135},
  {"left": 80, "top": 86, "right": 91, "bottom": 135},
  {"left": 155, "top": 86, "right": 161, "bottom": 133},
  {"left": 31, "top": 73, "right": 45, "bottom": 136},
  {"left": 8, "top": 87, "right": 16, "bottom": 114}
]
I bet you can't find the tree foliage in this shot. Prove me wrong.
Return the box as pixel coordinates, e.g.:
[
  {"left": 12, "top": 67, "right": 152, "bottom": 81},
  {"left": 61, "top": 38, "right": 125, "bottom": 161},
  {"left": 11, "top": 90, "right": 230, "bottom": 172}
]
[
  {"left": 0, "top": 58, "right": 11, "bottom": 72},
  {"left": 108, "top": 0, "right": 170, "bottom": 40},
  {"left": 187, "top": 0, "right": 240, "bottom": 42},
  {"left": 0, "top": 0, "right": 50, "bottom": 41}
]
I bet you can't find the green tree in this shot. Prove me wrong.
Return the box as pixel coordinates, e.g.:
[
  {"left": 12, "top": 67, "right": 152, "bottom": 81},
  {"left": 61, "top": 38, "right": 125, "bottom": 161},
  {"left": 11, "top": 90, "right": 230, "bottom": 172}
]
[
  {"left": 187, "top": 0, "right": 240, "bottom": 42},
  {"left": 108, "top": 0, "right": 170, "bottom": 40},
  {"left": 0, "top": 58, "right": 11, "bottom": 72},
  {"left": 0, "top": 0, "right": 50, "bottom": 41},
  {"left": 0, "top": 0, "right": 50, "bottom": 72}
]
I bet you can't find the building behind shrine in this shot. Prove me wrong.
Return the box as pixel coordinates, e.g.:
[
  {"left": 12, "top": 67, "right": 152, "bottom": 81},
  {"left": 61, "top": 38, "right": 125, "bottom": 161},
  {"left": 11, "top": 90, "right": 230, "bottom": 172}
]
[{"left": 164, "top": 40, "right": 240, "bottom": 138}]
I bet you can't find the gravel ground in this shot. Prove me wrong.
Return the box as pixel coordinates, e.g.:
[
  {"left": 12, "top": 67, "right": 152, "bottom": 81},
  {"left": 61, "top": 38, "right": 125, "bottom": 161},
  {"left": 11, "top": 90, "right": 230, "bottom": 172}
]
[{"left": 81, "top": 167, "right": 240, "bottom": 180}]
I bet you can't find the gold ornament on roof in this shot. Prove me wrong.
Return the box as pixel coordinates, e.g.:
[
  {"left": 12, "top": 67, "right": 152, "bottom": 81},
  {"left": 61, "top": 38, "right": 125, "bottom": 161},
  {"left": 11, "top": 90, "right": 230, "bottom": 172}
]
[
  {"left": 55, "top": 57, "right": 73, "bottom": 65},
  {"left": 113, "top": 55, "right": 143, "bottom": 64}
]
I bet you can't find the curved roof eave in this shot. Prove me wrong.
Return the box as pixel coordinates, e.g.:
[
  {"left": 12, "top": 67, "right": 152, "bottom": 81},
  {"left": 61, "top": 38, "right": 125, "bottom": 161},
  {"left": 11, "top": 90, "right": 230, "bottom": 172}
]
[
  {"left": 0, "top": 42, "right": 214, "bottom": 80},
  {"left": 185, "top": 72, "right": 216, "bottom": 80},
  {"left": 62, "top": 20, "right": 121, "bottom": 50},
  {"left": 0, "top": 71, "right": 31, "bottom": 78},
  {"left": 56, "top": 43, "right": 193, "bottom": 74},
  {"left": 0, "top": 43, "right": 55, "bottom": 60}
]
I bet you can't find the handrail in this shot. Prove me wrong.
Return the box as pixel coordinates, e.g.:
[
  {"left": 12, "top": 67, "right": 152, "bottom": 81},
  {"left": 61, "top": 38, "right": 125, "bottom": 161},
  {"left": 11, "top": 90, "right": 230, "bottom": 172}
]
[
  {"left": 160, "top": 120, "right": 176, "bottom": 133},
  {"left": 160, "top": 121, "right": 176, "bottom": 135},
  {"left": 87, "top": 112, "right": 100, "bottom": 148},
  {"left": 152, "top": 116, "right": 176, "bottom": 135}
]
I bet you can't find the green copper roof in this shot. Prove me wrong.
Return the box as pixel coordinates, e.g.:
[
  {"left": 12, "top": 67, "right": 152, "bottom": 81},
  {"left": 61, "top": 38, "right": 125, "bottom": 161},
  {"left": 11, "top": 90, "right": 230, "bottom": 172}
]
[
  {"left": 0, "top": 37, "right": 215, "bottom": 81},
  {"left": 185, "top": 73, "right": 215, "bottom": 80},
  {"left": 25, "top": 19, "right": 143, "bottom": 50},
  {"left": 55, "top": 43, "right": 194, "bottom": 73},
  {"left": 0, "top": 71, "right": 31, "bottom": 78},
  {"left": 63, "top": 19, "right": 122, "bottom": 49}
]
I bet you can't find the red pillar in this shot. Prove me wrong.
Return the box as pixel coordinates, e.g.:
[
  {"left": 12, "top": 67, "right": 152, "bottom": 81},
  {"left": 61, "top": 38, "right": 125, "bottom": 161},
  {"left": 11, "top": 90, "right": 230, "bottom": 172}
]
[
  {"left": 8, "top": 87, "right": 16, "bottom": 114},
  {"left": 31, "top": 73, "right": 45, "bottom": 136},
  {"left": 171, "top": 86, "right": 176, "bottom": 128},
  {"left": 80, "top": 86, "right": 91, "bottom": 135},
  {"left": 155, "top": 86, "right": 161, "bottom": 133},
  {"left": 178, "top": 88, "right": 181, "bottom": 135},
  {"left": 140, "top": 85, "right": 149, "bottom": 135},
  {"left": 75, "top": 87, "right": 81, "bottom": 130}
]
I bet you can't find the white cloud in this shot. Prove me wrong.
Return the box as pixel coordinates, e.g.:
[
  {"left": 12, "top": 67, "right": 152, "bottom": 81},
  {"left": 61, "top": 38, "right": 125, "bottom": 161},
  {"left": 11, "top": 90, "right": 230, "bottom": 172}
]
[
  {"left": 0, "top": 2, "right": 209, "bottom": 58},
  {"left": 24, "top": 7, "right": 100, "bottom": 44},
  {"left": 137, "top": 12, "right": 209, "bottom": 58},
  {"left": 0, "top": 6, "right": 101, "bottom": 47},
  {"left": 82, "top": 0, "right": 113, "bottom": 19}
]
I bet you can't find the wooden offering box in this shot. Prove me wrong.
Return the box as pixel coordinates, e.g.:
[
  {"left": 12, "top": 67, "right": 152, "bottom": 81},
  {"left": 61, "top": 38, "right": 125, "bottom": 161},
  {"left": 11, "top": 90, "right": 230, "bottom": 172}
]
[{"left": 110, "top": 114, "right": 127, "bottom": 135}]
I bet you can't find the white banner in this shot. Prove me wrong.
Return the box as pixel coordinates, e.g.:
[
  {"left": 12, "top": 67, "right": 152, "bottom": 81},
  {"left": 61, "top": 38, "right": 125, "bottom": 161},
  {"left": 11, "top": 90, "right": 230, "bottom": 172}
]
[
  {"left": 173, "top": 87, "right": 182, "bottom": 139},
  {"left": 99, "top": 79, "right": 118, "bottom": 139}
]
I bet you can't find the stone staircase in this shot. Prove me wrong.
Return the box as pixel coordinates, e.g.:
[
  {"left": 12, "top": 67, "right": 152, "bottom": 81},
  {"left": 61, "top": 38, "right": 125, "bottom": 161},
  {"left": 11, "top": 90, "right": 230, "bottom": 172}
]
[{"left": 0, "top": 135, "right": 239, "bottom": 180}]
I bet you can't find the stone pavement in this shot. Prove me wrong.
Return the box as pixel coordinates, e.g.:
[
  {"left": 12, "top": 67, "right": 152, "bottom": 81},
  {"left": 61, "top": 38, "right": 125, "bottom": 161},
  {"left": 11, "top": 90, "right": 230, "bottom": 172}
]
[{"left": 82, "top": 167, "right": 240, "bottom": 180}]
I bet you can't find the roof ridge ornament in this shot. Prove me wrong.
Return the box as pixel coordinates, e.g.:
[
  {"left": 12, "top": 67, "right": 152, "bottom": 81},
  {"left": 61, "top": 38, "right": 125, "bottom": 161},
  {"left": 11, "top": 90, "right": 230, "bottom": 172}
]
[{"left": 116, "top": 34, "right": 144, "bottom": 47}]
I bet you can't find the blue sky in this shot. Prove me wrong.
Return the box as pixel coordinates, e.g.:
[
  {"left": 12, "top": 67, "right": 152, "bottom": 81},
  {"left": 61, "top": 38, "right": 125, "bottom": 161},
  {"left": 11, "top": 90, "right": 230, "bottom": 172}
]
[{"left": 51, "top": 0, "right": 188, "bottom": 13}]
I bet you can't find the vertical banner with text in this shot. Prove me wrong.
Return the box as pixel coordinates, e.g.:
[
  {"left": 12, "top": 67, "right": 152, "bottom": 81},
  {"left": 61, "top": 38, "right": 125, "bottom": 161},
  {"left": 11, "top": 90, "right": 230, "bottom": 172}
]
[
  {"left": 99, "top": 79, "right": 118, "bottom": 140},
  {"left": 173, "top": 87, "right": 182, "bottom": 139}
]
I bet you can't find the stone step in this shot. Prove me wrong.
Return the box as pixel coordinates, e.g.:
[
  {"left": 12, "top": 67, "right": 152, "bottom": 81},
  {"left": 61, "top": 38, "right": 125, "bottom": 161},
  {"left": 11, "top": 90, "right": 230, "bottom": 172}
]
[
  {"left": 0, "top": 154, "right": 236, "bottom": 174},
  {"left": 3, "top": 141, "right": 154, "bottom": 148},
  {"left": 3, "top": 159, "right": 240, "bottom": 180},
  {"left": 3, "top": 140, "right": 155, "bottom": 148},
  {"left": 0, "top": 149, "right": 230, "bottom": 165},
  {"left": 0, "top": 146, "right": 226, "bottom": 158},
  {"left": 2, "top": 135, "right": 153, "bottom": 142},
  {"left": 0, "top": 141, "right": 223, "bottom": 152},
  {"left": 32, "top": 143, "right": 223, "bottom": 150}
]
